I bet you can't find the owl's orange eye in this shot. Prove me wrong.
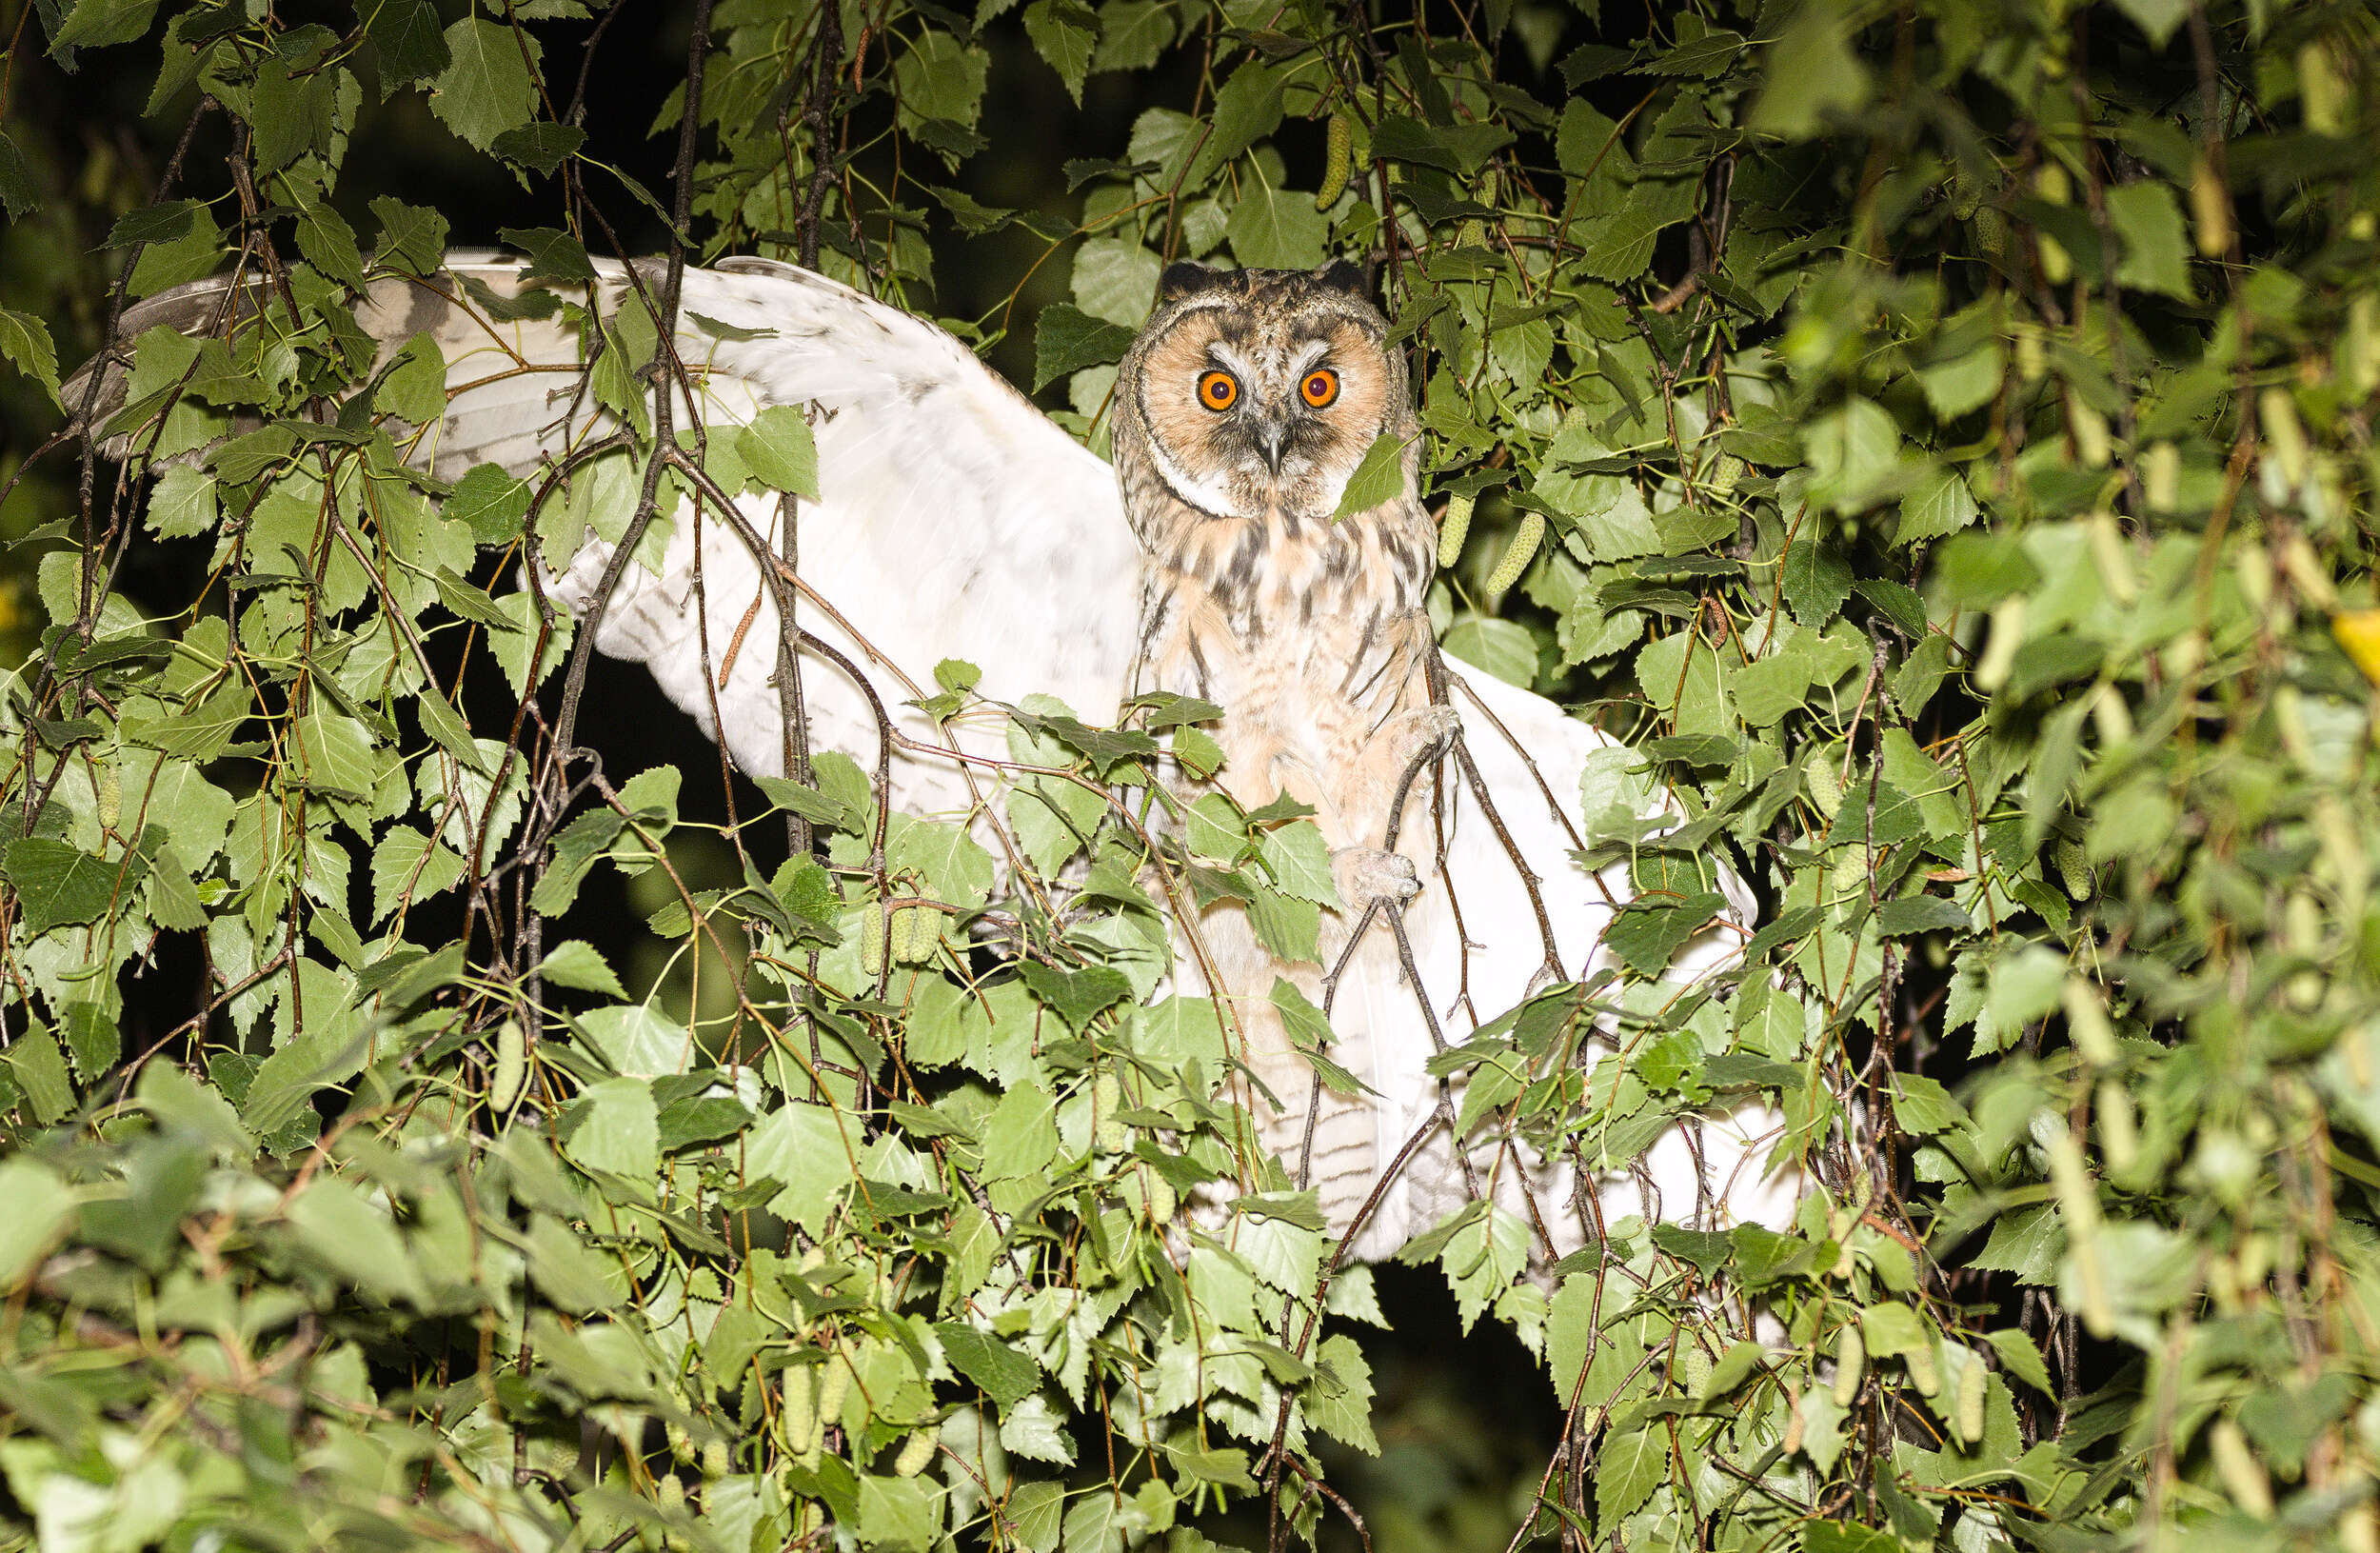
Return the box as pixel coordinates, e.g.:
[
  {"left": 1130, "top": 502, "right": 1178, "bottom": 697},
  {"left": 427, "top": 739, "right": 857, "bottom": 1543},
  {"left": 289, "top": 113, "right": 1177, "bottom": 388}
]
[
  {"left": 1197, "top": 369, "right": 1239, "bottom": 411},
  {"left": 1299, "top": 368, "right": 1340, "bottom": 408}
]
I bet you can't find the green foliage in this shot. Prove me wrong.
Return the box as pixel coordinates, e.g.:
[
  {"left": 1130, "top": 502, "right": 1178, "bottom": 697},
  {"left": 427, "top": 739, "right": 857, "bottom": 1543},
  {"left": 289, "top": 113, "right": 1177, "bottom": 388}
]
[{"left": 4, "top": 0, "right": 2380, "bottom": 1546}]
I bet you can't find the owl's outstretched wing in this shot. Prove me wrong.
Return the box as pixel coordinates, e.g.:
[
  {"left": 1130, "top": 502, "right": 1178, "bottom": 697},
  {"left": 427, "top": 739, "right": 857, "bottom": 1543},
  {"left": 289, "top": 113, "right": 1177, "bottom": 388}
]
[
  {"left": 68, "top": 253, "right": 1141, "bottom": 815},
  {"left": 69, "top": 255, "right": 1793, "bottom": 1261}
]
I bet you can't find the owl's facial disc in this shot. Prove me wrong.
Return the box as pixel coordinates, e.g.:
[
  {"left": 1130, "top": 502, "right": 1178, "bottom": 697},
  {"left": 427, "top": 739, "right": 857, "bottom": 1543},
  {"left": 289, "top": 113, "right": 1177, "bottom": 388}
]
[{"left": 1140, "top": 310, "right": 1391, "bottom": 520}]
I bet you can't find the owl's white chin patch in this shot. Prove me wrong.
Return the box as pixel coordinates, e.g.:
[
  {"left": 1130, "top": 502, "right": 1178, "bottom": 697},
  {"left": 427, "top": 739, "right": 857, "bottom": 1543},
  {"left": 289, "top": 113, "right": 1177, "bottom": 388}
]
[{"left": 1146, "top": 430, "right": 1256, "bottom": 518}]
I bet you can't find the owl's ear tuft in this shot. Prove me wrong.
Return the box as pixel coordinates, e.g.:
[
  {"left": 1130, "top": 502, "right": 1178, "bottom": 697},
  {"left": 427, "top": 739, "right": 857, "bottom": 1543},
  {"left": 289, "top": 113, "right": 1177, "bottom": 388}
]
[
  {"left": 1160, "top": 263, "right": 1230, "bottom": 302},
  {"left": 1311, "top": 258, "right": 1369, "bottom": 297}
]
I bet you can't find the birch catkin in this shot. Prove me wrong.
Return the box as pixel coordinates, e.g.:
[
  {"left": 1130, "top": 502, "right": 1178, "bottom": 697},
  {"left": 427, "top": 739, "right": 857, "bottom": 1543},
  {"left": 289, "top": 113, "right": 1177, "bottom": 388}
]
[
  {"left": 490, "top": 1020, "right": 526, "bottom": 1112},
  {"left": 1315, "top": 113, "right": 1352, "bottom": 209},
  {"left": 1485, "top": 509, "right": 1544, "bottom": 593},
  {"left": 1833, "top": 1324, "right": 1866, "bottom": 1406},
  {"left": 1437, "top": 490, "right": 1474, "bottom": 568},
  {"left": 893, "top": 1429, "right": 938, "bottom": 1477}
]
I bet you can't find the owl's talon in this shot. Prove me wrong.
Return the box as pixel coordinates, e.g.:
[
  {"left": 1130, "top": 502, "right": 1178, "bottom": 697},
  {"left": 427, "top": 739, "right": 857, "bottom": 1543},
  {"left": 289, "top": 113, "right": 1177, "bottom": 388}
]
[
  {"left": 1334, "top": 845, "right": 1423, "bottom": 906},
  {"left": 1389, "top": 705, "right": 1461, "bottom": 770}
]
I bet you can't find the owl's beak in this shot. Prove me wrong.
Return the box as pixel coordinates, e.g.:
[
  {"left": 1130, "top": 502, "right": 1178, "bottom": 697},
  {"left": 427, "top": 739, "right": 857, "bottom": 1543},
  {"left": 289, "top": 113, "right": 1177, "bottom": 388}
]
[{"left": 1254, "top": 417, "right": 1289, "bottom": 473}]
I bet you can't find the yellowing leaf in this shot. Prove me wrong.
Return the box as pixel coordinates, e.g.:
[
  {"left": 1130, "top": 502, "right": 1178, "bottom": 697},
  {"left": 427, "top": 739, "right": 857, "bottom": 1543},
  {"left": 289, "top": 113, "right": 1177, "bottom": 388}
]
[{"left": 2334, "top": 610, "right": 2380, "bottom": 684}]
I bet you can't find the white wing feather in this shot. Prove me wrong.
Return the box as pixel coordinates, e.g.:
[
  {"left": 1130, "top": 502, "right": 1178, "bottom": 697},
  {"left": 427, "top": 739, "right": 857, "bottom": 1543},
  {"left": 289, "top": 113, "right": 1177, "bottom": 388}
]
[
  {"left": 79, "top": 254, "right": 1795, "bottom": 1260},
  {"left": 375, "top": 255, "right": 1141, "bottom": 820}
]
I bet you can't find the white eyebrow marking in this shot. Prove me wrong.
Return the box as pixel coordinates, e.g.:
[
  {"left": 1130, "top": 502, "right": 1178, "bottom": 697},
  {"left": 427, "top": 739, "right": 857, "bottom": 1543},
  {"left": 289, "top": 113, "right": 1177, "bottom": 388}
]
[{"left": 1205, "top": 342, "right": 1256, "bottom": 382}]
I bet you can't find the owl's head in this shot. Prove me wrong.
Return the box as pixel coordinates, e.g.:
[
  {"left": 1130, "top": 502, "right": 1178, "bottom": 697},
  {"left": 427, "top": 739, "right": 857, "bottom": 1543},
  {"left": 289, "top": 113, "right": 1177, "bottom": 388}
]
[{"left": 1119, "top": 260, "right": 1412, "bottom": 523}]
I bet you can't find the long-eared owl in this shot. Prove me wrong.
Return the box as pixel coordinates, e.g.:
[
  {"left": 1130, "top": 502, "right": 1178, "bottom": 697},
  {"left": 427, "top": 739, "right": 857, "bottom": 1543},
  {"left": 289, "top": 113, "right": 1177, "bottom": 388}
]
[{"left": 1112, "top": 260, "right": 1461, "bottom": 1218}]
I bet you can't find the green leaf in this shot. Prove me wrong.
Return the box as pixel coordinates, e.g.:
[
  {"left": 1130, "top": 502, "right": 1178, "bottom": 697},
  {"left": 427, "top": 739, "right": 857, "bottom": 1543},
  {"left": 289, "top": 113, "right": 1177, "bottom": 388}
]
[
  {"left": 370, "top": 195, "right": 450, "bottom": 275},
  {"left": 135, "top": 1060, "right": 252, "bottom": 1157},
  {"left": 1889, "top": 1071, "right": 1971, "bottom": 1134},
  {"left": 251, "top": 58, "right": 333, "bottom": 172},
  {"left": 524, "top": 1213, "right": 624, "bottom": 1312},
  {"left": 3, "top": 837, "right": 150, "bottom": 934},
  {"left": 570, "top": 1076, "right": 660, "bottom": 1178},
  {"left": 109, "top": 201, "right": 200, "bottom": 249},
  {"left": 1090, "top": 0, "right": 1172, "bottom": 72},
  {"left": 432, "top": 565, "right": 519, "bottom": 630},
  {"left": 1557, "top": 98, "right": 1630, "bottom": 180},
  {"left": 448, "top": 462, "right": 534, "bottom": 545},
  {"left": 1733, "top": 648, "right": 1815, "bottom": 727},
  {"left": 58, "top": 1002, "right": 117, "bottom": 1081},
  {"left": 7, "top": 1030, "right": 74, "bottom": 1124},
  {"left": 290, "top": 181, "right": 368, "bottom": 289},
  {"left": 428, "top": 17, "right": 540, "bottom": 153},
  {"left": 1441, "top": 615, "right": 1538, "bottom": 687},
  {"left": 1576, "top": 189, "right": 1696, "bottom": 284},
  {"left": 578, "top": 1004, "right": 688, "bottom": 1077},
  {"left": 1980, "top": 944, "right": 2066, "bottom": 1049},
  {"left": 1596, "top": 1425, "right": 1667, "bottom": 1523},
  {"left": 414, "top": 685, "right": 488, "bottom": 772},
  {"left": 208, "top": 423, "right": 297, "bottom": 484},
  {"left": 1007, "top": 1482, "right": 1064, "bottom": 1553},
  {"left": 1854, "top": 576, "right": 1927, "bottom": 635},
  {"left": 926, "top": 184, "right": 1015, "bottom": 235},
  {"left": 935, "top": 1323, "right": 1041, "bottom": 1407},
  {"left": 1191, "top": 60, "right": 1285, "bottom": 183},
  {"left": 858, "top": 1473, "right": 942, "bottom": 1552},
  {"left": 378, "top": 334, "right": 448, "bottom": 424},
  {"left": 1331, "top": 432, "right": 1412, "bottom": 518},
  {"left": 745, "top": 1103, "right": 854, "bottom": 1232},
  {"left": 740, "top": 404, "right": 821, "bottom": 498},
  {"left": 1033, "top": 304, "right": 1136, "bottom": 392},
  {"left": 1807, "top": 1523, "right": 1900, "bottom": 1553},
  {"left": 2108, "top": 181, "right": 2192, "bottom": 298},
  {"left": 493, "top": 122, "right": 585, "bottom": 175},
  {"left": 1021, "top": 0, "right": 1096, "bottom": 104},
  {"left": 1822, "top": 778, "right": 1927, "bottom": 848},
  {"left": 369, "top": 825, "right": 464, "bottom": 924},
  {"left": 1804, "top": 396, "right": 1903, "bottom": 512},
  {"left": 1257, "top": 819, "right": 1342, "bottom": 908},
  {"left": 285, "top": 1177, "right": 428, "bottom": 1305},
  {"left": 126, "top": 677, "right": 251, "bottom": 760},
  {"left": 893, "top": 30, "right": 990, "bottom": 139},
  {"left": 0, "top": 308, "right": 61, "bottom": 411},
  {"left": 1876, "top": 896, "right": 1973, "bottom": 937},
  {"left": 1931, "top": 528, "right": 2041, "bottom": 611},
  {"left": 1781, "top": 538, "right": 1854, "bottom": 626},
  {"left": 498, "top": 224, "right": 596, "bottom": 283},
  {"left": 1372, "top": 114, "right": 1513, "bottom": 175},
  {"left": 541, "top": 939, "right": 626, "bottom": 997},
  {"left": 1270, "top": 978, "right": 1370, "bottom": 1097},
  {"left": 1225, "top": 165, "right": 1328, "bottom": 270},
  {"left": 1017, "top": 963, "right": 1132, "bottom": 1028},
  {"left": 1308, "top": 1333, "right": 1379, "bottom": 1454},
  {"left": 0, "top": 1159, "right": 74, "bottom": 1286},
  {"left": 1747, "top": 0, "right": 1869, "bottom": 137},
  {"left": 1602, "top": 890, "right": 1727, "bottom": 977},
  {"left": 1897, "top": 466, "right": 1981, "bottom": 545},
  {"left": 367, "top": 0, "right": 450, "bottom": 88},
  {"left": 2111, "top": 0, "right": 2189, "bottom": 48},
  {"left": 1646, "top": 28, "right": 1744, "bottom": 76},
  {"left": 1986, "top": 1328, "right": 2055, "bottom": 1395},
  {"left": 50, "top": 0, "right": 163, "bottom": 53},
  {"left": 1917, "top": 345, "right": 2003, "bottom": 422},
  {"left": 980, "top": 1084, "right": 1061, "bottom": 1181},
  {"left": 1970, "top": 1205, "right": 2061, "bottom": 1283},
  {"left": 0, "top": 130, "right": 35, "bottom": 220},
  {"left": 1859, "top": 1300, "right": 1932, "bottom": 1359}
]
